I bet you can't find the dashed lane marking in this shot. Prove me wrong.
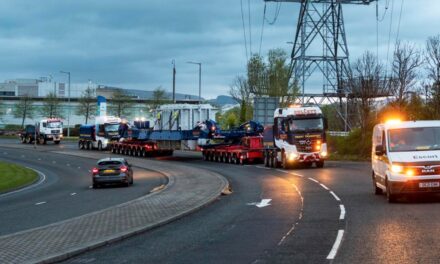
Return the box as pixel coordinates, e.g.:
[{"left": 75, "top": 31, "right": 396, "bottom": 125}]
[
  {"left": 71, "top": 193, "right": 77, "bottom": 196},
  {"left": 289, "top": 172, "right": 304, "bottom": 177},
  {"left": 330, "top": 191, "right": 341, "bottom": 201},
  {"left": 339, "top": 204, "right": 346, "bottom": 220},
  {"left": 327, "top": 230, "right": 345, "bottom": 260},
  {"left": 276, "top": 169, "right": 288, "bottom": 173},
  {"left": 78, "top": 166, "right": 81, "bottom": 169},
  {"left": 255, "top": 166, "right": 270, "bottom": 170},
  {"left": 67, "top": 164, "right": 71, "bottom": 167},
  {"left": 38, "top": 158, "right": 41, "bottom": 161},
  {"left": 35, "top": 201, "right": 47, "bottom": 206}
]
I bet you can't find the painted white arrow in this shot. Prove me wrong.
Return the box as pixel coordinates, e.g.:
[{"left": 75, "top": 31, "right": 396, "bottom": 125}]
[{"left": 247, "top": 199, "right": 272, "bottom": 208}]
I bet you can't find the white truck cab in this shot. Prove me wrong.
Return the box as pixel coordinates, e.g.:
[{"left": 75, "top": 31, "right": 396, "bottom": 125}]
[
  {"left": 265, "top": 105, "right": 328, "bottom": 169},
  {"left": 372, "top": 120, "right": 440, "bottom": 202},
  {"left": 36, "top": 118, "right": 63, "bottom": 144}
]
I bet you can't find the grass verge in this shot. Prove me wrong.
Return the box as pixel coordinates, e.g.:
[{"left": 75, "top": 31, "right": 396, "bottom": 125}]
[{"left": 0, "top": 161, "right": 38, "bottom": 193}]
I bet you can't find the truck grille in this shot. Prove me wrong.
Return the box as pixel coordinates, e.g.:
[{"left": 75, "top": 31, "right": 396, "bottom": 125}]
[
  {"left": 51, "top": 130, "right": 60, "bottom": 134},
  {"left": 296, "top": 139, "right": 319, "bottom": 153}
]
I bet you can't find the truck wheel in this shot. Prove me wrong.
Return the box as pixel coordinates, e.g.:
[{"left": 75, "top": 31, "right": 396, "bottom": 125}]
[
  {"left": 98, "top": 141, "right": 103, "bottom": 151},
  {"left": 86, "top": 141, "right": 91, "bottom": 150},
  {"left": 282, "top": 153, "right": 289, "bottom": 169},
  {"left": 316, "top": 161, "right": 324, "bottom": 168},
  {"left": 264, "top": 152, "right": 269, "bottom": 167},
  {"left": 21, "top": 137, "right": 26, "bottom": 144},
  {"left": 272, "top": 155, "right": 279, "bottom": 168},
  {"left": 373, "top": 172, "right": 383, "bottom": 195},
  {"left": 26, "top": 136, "right": 32, "bottom": 144},
  {"left": 54, "top": 141, "right": 60, "bottom": 145},
  {"left": 227, "top": 154, "right": 232, "bottom": 164},
  {"left": 239, "top": 156, "right": 245, "bottom": 165}
]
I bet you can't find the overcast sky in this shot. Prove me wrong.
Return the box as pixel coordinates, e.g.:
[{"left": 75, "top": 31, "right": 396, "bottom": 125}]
[{"left": 0, "top": 0, "right": 439, "bottom": 99}]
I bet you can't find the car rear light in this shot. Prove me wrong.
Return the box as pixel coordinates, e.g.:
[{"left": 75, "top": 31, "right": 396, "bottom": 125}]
[
  {"left": 92, "top": 168, "right": 99, "bottom": 174},
  {"left": 120, "top": 166, "right": 128, "bottom": 173}
]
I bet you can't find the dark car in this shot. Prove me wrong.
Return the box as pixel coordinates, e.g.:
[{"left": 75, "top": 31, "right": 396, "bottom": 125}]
[{"left": 92, "top": 158, "right": 133, "bottom": 188}]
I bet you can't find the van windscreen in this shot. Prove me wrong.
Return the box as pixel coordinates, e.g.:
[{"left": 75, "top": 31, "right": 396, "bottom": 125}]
[{"left": 388, "top": 127, "right": 440, "bottom": 152}]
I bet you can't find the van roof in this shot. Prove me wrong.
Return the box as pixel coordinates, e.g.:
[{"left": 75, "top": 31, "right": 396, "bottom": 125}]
[{"left": 376, "top": 120, "right": 440, "bottom": 130}]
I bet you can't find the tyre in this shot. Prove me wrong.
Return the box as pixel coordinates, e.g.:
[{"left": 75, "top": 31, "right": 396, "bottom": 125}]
[
  {"left": 316, "top": 161, "right": 324, "bottom": 168},
  {"left": 86, "top": 142, "right": 91, "bottom": 150},
  {"left": 264, "top": 152, "right": 269, "bottom": 167},
  {"left": 130, "top": 175, "right": 134, "bottom": 185},
  {"left": 26, "top": 136, "right": 32, "bottom": 144},
  {"left": 372, "top": 172, "right": 383, "bottom": 195},
  {"left": 239, "top": 155, "right": 245, "bottom": 165},
  {"left": 282, "top": 152, "right": 289, "bottom": 169},
  {"left": 21, "top": 137, "right": 26, "bottom": 144},
  {"left": 227, "top": 154, "right": 232, "bottom": 164},
  {"left": 98, "top": 141, "right": 103, "bottom": 151},
  {"left": 78, "top": 141, "right": 83, "bottom": 149},
  {"left": 386, "top": 179, "right": 398, "bottom": 203},
  {"left": 54, "top": 141, "right": 60, "bottom": 145},
  {"left": 92, "top": 183, "right": 99, "bottom": 189},
  {"left": 272, "top": 155, "right": 279, "bottom": 168},
  {"left": 141, "top": 149, "right": 146, "bottom": 157}
]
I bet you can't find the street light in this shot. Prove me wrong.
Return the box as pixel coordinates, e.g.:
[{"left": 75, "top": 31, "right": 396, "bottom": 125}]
[
  {"left": 187, "top": 61, "right": 202, "bottom": 103},
  {"left": 60, "top": 70, "right": 71, "bottom": 137}
]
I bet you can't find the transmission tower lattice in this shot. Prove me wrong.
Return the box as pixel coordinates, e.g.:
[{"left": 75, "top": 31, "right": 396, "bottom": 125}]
[{"left": 265, "top": 0, "right": 376, "bottom": 101}]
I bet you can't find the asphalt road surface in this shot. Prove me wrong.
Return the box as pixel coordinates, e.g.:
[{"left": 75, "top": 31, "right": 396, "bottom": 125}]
[
  {"left": 0, "top": 144, "right": 167, "bottom": 236},
  {"left": 64, "top": 151, "right": 440, "bottom": 264}
]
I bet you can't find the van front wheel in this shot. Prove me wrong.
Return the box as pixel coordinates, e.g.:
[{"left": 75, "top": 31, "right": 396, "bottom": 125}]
[
  {"left": 386, "top": 179, "right": 398, "bottom": 203},
  {"left": 372, "top": 172, "right": 382, "bottom": 195}
]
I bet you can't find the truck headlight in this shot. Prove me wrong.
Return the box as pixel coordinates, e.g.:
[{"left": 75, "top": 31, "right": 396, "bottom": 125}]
[
  {"left": 289, "top": 153, "right": 298, "bottom": 161},
  {"left": 320, "top": 151, "right": 327, "bottom": 157},
  {"left": 391, "top": 165, "right": 403, "bottom": 173}
]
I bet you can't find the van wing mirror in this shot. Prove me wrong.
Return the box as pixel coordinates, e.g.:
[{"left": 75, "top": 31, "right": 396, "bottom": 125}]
[{"left": 375, "top": 145, "right": 385, "bottom": 156}]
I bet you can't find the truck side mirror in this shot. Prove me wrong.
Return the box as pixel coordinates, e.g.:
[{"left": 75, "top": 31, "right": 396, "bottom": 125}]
[{"left": 375, "top": 145, "right": 385, "bottom": 156}]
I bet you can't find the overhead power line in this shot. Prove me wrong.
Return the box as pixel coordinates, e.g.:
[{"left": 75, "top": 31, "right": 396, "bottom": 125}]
[{"left": 240, "top": 0, "right": 249, "bottom": 62}]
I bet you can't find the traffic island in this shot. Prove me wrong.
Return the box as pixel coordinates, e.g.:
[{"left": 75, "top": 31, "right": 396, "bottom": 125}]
[
  {"left": 0, "top": 150, "right": 229, "bottom": 263},
  {"left": 0, "top": 161, "right": 38, "bottom": 194}
]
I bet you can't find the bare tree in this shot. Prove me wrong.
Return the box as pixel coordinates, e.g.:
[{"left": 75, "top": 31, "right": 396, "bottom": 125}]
[
  {"left": 76, "top": 87, "right": 96, "bottom": 124},
  {"left": 150, "top": 86, "right": 170, "bottom": 110},
  {"left": 40, "top": 92, "right": 63, "bottom": 118},
  {"left": 13, "top": 96, "right": 34, "bottom": 128},
  {"left": 426, "top": 35, "right": 440, "bottom": 118},
  {"left": 390, "top": 41, "right": 423, "bottom": 108},
  {"left": 229, "top": 76, "right": 252, "bottom": 123},
  {"left": 350, "top": 51, "right": 386, "bottom": 139},
  {"left": 109, "top": 89, "right": 132, "bottom": 117}
]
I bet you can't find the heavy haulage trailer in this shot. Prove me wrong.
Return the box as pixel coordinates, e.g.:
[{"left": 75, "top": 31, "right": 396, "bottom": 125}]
[{"left": 200, "top": 120, "right": 265, "bottom": 165}]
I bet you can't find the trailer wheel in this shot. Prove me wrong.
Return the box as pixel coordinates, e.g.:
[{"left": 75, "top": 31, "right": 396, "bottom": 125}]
[
  {"left": 78, "top": 141, "right": 83, "bottom": 149},
  {"left": 86, "top": 141, "right": 91, "bottom": 150},
  {"left": 26, "top": 136, "right": 32, "bottom": 144},
  {"left": 227, "top": 154, "right": 232, "bottom": 163},
  {"left": 264, "top": 152, "right": 269, "bottom": 167},
  {"left": 239, "top": 155, "right": 245, "bottom": 165}
]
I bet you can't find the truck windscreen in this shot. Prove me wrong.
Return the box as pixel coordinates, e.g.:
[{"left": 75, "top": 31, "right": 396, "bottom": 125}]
[
  {"left": 47, "top": 122, "right": 62, "bottom": 128},
  {"left": 388, "top": 127, "right": 440, "bottom": 152},
  {"left": 104, "top": 124, "right": 120, "bottom": 132},
  {"left": 289, "top": 118, "right": 323, "bottom": 132}
]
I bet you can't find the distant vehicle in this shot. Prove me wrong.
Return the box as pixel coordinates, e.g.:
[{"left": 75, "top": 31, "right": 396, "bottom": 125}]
[
  {"left": 19, "top": 118, "right": 63, "bottom": 144},
  {"left": 91, "top": 157, "right": 133, "bottom": 188},
  {"left": 372, "top": 120, "right": 440, "bottom": 202},
  {"left": 78, "top": 116, "right": 121, "bottom": 150},
  {"left": 264, "top": 105, "right": 328, "bottom": 169}
]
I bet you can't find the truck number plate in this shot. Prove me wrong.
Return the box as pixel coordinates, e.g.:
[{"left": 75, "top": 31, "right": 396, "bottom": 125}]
[{"left": 419, "top": 182, "right": 440, "bottom": 188}]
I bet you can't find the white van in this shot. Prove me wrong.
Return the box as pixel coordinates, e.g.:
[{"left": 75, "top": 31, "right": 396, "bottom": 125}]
[{"left": 372, "top": 120, "right": 440, "bottom": 202}]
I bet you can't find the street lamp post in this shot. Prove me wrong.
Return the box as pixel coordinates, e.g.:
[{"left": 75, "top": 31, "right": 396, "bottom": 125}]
[
  {"left": 60, "top": 71, "right": 71, "bottom": 137},
  {"left": 187, "top": 61, "right": 202, "bottom": 103}
]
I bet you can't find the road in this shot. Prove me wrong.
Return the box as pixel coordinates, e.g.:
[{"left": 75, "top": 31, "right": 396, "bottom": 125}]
[
  {"left": 0, "top": 143, "right": 167, "bottom": 236},
  {"left": 3, "top": 139, "right": 440, "bottom": 263}
]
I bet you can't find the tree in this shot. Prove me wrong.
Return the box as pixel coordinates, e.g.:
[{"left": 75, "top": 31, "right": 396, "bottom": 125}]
[
  {"left": 390, "top": 41, "right": 423, "bottom": 109},
  {"left": 246, "top": 49, "right": 299, "bottom": 105},
  {"left": 40, "top": 92, "right": 63, "bottom": 118},
  {"left": 229, "top": 76, "right": 252, "bottom": 123},
  {"left": 109, "top": 89, "right": 132, "bottom": 117},
  {"left": 150, "top": 86, "right": 170, "bottom": 110},
  {"left": 350, "top": 51, "right": 386, "bottom": 139},
  {"left": 217, "top": 107, "right": 240, "bottom": 130},
  {"left": 13, "top": 96, "right": 34, "bottom": 128},
  {"left": 426, "top": 35, "right": 440, "bottom": 118},
  {"left": 76, "top": 87, "right": 96, "bottom": 124}
]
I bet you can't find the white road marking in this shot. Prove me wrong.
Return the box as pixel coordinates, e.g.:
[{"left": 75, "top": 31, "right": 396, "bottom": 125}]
[
  {"left": 339, "top": 204, "right": 346, "bottom": 220},
  {"left": 255, "top": 166, "right": 270, "bottom": 170},
  {"left": 289, "top": 172, "right": 304, "bottom": 177},
  {"left": 319, "top": 183, "right": 330, "bottom": 190},
  {"left": 21, "top": 155, "right": 25, "bottom": 158},
  {"left": 35, "top": 201, "right": 46, "bottom": 205},
  {"left": 308, "top": 177, "right": 319, "bottom": 183},
  {"left": 52, "top": 161, "right": 56, "bottom": 164},
  {"left": 278, "top": 184, "right": 305, "bottom": 246},
  {"left": 247, "top": 199, "right": 272, "bottom": 208},
  {"left": 70, "top": 192, "right": 77, "bottom": 196},
  {"left": 88, "top": 170, "right": 91, "bottom": 173},
  {"left": 89, "top": 186, "right": 93, "bottom": 189},
  {"left": 276, "top": 169, "right": 288, "bottom": 173},
  {"left": 330, "top": 191, "right": 341, "bottom": 201},
  {"left": 66, "top": 164, "right": 71, "bottom": 166},
  {"left": 3, "top": 152, "right": 7, "bottom": 155},
  {"left": 38, "top": 158, "right": 41, "bottom": 161},
  {"left": 327, "top": 230, "right": 345, "bottom": 259},
  {"left": 78, "top": 166, "right": 81, "bottom": 169}
]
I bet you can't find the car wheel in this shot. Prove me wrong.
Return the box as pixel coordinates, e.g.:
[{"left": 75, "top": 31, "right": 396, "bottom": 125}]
[
  {"left": 92, "top": 183, "right": 99, "bottom": 189},
  {"left": 372, "top": 172, "right": 383, "bottom": 195},
  {"left": 130, "top": 176, "right": 134, "bottom": 185}
]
